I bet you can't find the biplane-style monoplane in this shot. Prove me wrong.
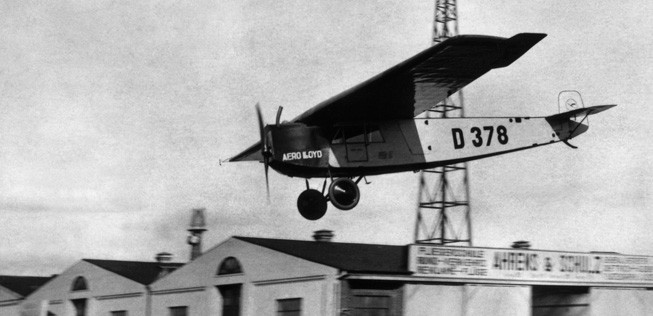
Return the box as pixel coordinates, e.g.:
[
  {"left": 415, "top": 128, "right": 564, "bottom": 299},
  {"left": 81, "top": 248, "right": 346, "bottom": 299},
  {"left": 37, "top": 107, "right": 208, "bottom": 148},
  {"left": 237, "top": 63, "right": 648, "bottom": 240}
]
[{"left": 227, "top": 33, "right": 615, "bottom": 220}]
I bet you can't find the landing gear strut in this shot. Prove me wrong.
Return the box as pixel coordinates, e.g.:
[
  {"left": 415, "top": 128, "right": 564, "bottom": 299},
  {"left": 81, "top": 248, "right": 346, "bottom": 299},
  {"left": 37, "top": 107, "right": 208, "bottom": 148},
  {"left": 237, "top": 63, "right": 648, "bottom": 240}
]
[{"left": 296, "top": 177, "right": 362, "bottom": 220}]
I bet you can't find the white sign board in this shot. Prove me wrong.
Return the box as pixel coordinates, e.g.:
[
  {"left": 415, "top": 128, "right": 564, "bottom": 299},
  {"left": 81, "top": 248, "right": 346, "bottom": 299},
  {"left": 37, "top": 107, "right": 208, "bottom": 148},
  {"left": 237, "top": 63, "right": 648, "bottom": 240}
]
[{"left": 408, "top": 245, "right": 653, "bottom": 286}]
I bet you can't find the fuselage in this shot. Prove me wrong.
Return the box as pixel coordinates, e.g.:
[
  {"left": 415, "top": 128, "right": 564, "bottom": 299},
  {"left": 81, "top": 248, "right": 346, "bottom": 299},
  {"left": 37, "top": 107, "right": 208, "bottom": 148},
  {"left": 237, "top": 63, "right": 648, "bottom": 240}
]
[{"left": 267, "top": 116, "right": 586, "bottom": 178}]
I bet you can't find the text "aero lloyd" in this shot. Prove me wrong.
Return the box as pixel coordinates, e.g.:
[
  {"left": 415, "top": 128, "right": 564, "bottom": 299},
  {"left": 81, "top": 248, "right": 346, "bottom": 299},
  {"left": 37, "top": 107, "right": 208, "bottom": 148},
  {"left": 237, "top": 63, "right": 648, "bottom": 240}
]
[{"left": 282, "top": 150, "right": 323, "bottom": 161}]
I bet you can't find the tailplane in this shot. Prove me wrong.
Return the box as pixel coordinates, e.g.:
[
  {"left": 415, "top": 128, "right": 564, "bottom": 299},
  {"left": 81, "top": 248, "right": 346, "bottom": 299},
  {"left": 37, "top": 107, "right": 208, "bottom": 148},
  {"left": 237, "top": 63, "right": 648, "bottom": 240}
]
[{"left": 546, "top": 91, "right": 616, "bottom": 148}]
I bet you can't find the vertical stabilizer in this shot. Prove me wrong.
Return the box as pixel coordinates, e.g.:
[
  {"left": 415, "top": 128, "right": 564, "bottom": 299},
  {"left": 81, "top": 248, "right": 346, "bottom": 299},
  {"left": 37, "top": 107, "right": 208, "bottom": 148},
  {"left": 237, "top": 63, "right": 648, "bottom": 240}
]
[{"left": 558, "top": 90, "right": 585, "bottom": 113}]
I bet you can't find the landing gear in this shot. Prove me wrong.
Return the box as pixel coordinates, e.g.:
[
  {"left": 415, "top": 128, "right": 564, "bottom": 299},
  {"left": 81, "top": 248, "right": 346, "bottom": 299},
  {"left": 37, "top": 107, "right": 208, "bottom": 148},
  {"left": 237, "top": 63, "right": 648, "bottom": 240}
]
[
  {"left": 297, "top": 189, "right": 327, "bottom": 220},
  {"left": 328, "top": 178, "right": 360, "bottom": 211},
  {"left": 296, "top": 177, "right": 363, "bottom": 220}
]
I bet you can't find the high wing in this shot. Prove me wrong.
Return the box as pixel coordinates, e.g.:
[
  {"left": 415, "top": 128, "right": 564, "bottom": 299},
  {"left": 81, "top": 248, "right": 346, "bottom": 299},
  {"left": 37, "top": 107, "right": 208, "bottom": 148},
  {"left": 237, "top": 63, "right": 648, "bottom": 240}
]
[
  {"left": 228, "top": 33, "right": 546, "bottom": 162},
  {"left": 292, "top": 33, "right": 547, "bottom": 126}
]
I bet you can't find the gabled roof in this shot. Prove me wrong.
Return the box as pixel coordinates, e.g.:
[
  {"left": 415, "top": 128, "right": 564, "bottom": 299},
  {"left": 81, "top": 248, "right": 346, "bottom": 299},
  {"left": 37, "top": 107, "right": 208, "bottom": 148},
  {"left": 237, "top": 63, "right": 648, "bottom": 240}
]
[
  {"left": 0, "top": 275, "right": 54, "bottom": 297},
  {"left": 83, "top": 259, "right": 184, "bottom": 285},
  {"left": 235, "top": 236, "right": 409, "bottom": 274}
]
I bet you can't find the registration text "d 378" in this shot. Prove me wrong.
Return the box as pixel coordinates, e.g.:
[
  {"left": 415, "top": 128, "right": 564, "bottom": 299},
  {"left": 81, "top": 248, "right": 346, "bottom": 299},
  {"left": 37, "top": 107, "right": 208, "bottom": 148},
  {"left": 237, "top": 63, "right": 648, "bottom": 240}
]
[
  {"left": 282, "top": 150, "right": 323, "bottom": 161},
  {"left": 451, "top": 125, "right": 509, "bottom": 149}
]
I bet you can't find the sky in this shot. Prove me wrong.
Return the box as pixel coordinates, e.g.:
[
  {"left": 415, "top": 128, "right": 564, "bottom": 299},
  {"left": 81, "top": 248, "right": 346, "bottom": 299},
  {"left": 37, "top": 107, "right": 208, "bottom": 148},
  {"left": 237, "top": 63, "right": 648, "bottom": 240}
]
[{"left": 0, "top": 0, "right": 651, "bottom": 275}]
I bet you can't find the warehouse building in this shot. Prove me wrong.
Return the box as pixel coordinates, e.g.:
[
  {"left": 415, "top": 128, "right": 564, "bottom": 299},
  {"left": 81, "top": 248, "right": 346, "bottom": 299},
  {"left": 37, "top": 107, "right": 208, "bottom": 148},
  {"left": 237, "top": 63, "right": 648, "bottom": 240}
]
[
  {"left": 8, "top": 226, "right": 653, "bottom": 315},
  {"left": 148, "top": 231, "right": 653, "bottom": 316},
  {"left": 18, "top": 255, "right": 182, "bottom": 316}
]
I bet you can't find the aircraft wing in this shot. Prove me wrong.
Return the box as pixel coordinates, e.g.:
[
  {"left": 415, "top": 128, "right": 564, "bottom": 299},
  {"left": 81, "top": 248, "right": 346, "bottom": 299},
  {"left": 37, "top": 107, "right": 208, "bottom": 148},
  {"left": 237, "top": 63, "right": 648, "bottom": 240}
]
[
  {"left": 292, "top": 33, "right": 547, "bottom": 126},
  {"left": 228, "top": 33, "right": 546, "bottom": 162}
]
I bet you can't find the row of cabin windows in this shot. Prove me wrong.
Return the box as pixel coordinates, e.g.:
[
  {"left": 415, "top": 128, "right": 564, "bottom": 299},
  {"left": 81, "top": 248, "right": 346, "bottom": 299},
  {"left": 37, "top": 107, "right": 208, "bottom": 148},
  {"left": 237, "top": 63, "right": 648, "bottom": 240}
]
[{"left": 332, "top": 125, "right": 384, "bottom": 145}]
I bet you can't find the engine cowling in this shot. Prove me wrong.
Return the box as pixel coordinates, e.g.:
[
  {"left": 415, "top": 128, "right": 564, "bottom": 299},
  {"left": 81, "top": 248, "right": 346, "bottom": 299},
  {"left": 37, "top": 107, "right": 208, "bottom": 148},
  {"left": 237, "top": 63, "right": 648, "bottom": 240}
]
[{"left": 328, "top": 178, "right": 360, "bottom": 211}]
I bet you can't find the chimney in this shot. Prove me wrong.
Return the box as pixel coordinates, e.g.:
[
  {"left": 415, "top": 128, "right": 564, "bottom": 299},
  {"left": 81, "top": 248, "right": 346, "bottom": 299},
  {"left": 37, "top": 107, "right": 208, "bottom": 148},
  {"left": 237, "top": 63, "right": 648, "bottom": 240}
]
[
  {"left": 155, "top": 252, "right": 176, "bottom": 279},
  {"left": 156, "top": 252, "right": 173, "bottom": 262},
  {"left": 187, "top": 208, "right": 207, "bottom": 261},
  {"left": 312, "top": 230, "right": 334, "bottom": 242},
  {"left": 511, "top": 240, "right": 531, "bottom": 249}
]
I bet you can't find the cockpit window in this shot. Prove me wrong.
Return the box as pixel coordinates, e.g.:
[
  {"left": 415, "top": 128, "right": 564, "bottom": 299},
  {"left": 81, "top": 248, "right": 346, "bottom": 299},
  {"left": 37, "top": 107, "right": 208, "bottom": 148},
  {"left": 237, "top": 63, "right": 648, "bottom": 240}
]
[{"left": 332, "top": 129, "right": 345, "bottom": 144}]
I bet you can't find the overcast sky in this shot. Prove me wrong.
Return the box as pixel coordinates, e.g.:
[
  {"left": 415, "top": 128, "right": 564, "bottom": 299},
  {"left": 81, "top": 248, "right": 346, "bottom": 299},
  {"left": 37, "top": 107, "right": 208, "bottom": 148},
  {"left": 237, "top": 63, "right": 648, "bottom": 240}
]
[{"left": 1, "top": 0, "right": 651, "bottom": 275}]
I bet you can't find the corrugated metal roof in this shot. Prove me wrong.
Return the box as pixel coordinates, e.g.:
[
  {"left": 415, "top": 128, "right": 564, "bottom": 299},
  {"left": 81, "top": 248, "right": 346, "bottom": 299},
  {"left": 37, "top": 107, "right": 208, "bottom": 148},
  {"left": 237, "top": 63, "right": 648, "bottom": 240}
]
[{"left": 235, "top": 236, "right": 409, "bottom": 274}]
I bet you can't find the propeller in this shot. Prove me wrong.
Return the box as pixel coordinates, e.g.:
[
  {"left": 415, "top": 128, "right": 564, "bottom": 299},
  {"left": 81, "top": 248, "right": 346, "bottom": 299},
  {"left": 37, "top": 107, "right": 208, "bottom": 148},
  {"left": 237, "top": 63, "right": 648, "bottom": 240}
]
[
  {"left": 255, "top": 104, "right": 284, "bottom": 201},
  {"left": 255, "top": 103, "right": 272, "bottom": 200}
]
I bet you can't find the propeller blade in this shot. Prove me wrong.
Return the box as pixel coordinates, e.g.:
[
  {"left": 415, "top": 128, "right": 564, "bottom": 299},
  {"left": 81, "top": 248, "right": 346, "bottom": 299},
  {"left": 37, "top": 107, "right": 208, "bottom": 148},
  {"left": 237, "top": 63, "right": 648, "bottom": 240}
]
[
  {"left": 255, "top": 103, "right": 266, "bottom": 153},
  {"left": 255, "top": 103, "right": 271, "bottom": 202},
  {"left": 264, "top": 158, "right": 270, "bottom": 201}
]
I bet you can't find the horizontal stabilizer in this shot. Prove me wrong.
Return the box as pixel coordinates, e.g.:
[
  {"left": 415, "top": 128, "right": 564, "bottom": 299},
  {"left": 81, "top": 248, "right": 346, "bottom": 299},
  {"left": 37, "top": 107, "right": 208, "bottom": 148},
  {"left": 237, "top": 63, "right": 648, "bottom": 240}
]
[{"left": 546, "top": 104, "right": 616, "bottom": 122}]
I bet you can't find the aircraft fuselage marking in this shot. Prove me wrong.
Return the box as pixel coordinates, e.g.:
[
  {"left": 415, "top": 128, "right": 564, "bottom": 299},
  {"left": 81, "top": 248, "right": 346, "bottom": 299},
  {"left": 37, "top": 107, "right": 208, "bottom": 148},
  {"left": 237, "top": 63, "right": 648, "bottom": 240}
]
[
  {"left": 452, "top": 125, "right": 509, "bottom": 149},
  {"left": 282, "top": 150, "right": 323, "bottom": 161}
]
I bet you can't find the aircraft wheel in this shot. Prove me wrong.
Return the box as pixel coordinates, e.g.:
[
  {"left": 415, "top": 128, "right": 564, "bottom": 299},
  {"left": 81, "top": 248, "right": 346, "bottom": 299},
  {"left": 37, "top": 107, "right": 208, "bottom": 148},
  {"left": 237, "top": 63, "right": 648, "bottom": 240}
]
[
  {"left": 328, "top": 178, "right": 360, "bottom": 211},
  {"left": 297, "top": 189, "right": 327, "bottom": 220}
]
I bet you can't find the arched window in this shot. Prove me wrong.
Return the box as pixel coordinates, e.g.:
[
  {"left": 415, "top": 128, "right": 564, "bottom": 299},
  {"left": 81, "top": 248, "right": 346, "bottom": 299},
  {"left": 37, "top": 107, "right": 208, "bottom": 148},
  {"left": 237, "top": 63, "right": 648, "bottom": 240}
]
[
  {"left": 217, "top": 257, "right": 242, "bottom": 275},
  {"left": 71, "top": 276, "right": 88, "bottom": 291}
]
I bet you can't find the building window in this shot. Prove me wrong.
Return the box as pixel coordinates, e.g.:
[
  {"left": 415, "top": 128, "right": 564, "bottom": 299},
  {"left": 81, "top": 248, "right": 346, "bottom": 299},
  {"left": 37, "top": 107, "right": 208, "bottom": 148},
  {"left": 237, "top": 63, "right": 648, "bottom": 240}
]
[
  {"left": 71, "top": 299, "right": 87, "bottom": 316},
  {"left": 352, "top": 295, "right": 391, "bottom": 316},
  {"left": 168, "top": 306, "right": 188, "bottom": 316},
  {"left": 277, "top": 298, "right": 302, "bottom": 316},
  {"left": 218, "top": 284, "right": 241, "bottom": 316},
  {"left": 217, "top": 257, "right": 243, "bottom": 275},
  {"left": 110, "top": 311, "right": 127, "bottom": 316},
  {"left": 71, "top": 276, "right": 88, "bottom": 291}
]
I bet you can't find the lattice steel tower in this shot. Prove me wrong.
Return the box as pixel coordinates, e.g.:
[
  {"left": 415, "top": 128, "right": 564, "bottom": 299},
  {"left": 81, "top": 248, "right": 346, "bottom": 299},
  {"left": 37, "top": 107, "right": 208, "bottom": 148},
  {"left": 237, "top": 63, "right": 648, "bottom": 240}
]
[{"left": 414, "top": 0, "right": 472, "bottom": 245}]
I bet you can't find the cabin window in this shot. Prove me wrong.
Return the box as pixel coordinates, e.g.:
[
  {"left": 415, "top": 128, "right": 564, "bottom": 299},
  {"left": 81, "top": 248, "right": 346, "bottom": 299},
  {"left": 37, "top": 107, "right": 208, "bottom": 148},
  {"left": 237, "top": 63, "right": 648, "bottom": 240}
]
[
  {"left": 366, "top": 125, "right": 384, "bottom": 143},
  {"left": 344, "top": 126, "right": 366, "bottom": 143},
  {"left": 331, "top": 124, "right": 384, "bottom": 144},
  {"left": 277, "top": 298, "right": 302, "bottom": 316},
  {"left": 110, "top": 311, "right": 127, "bottom": 316},
  {"left": 71, "top": 276, "right": 88, "bottom": 291},
  {"left": 332, "top": 129, "right": 345, "bottom": 144},
  {"left": 217, "top": 257, "right": 243, "bottom": 275}
]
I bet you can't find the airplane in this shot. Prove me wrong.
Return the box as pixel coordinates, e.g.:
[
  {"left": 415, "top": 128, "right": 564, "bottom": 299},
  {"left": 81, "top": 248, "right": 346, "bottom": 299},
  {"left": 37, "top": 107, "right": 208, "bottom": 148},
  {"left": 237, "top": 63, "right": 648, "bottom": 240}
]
[{"left": 226, "top": 33, "right": 615, "bottom": 220}]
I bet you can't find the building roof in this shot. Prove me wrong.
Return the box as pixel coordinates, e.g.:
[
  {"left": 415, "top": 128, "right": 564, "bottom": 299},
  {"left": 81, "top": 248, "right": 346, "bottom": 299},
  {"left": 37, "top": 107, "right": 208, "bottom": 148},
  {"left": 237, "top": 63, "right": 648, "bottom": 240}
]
[
  {"left": 0, "top": 275, "right": 54, "bottom": 297},
  {"left": 83, "top": 259, "right": 184, "bottom": 285},
  {"left": 235, "top": 236, "right": 409, "bottom": 274}
]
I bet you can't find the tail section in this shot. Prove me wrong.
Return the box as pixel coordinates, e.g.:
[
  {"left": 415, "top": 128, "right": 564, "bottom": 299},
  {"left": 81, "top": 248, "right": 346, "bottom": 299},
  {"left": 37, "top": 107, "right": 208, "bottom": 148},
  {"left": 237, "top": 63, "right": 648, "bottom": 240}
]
[{"left": 546, "top": 91, "right": 616, "bottom": 148}]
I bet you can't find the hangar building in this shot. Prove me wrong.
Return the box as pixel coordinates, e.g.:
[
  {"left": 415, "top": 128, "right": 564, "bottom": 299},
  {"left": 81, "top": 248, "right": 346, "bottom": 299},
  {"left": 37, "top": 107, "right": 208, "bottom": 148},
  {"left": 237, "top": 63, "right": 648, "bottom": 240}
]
[{"left": 12, "top": 230, "right": 653, "bottom": 316}]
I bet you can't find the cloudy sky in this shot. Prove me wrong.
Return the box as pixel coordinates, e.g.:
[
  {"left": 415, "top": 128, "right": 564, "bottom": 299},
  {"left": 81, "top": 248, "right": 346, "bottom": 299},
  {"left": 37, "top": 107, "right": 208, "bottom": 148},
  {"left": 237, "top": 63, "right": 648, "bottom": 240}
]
[{"left": 1, "top": 0, "right": 651, "bottom": 275}]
